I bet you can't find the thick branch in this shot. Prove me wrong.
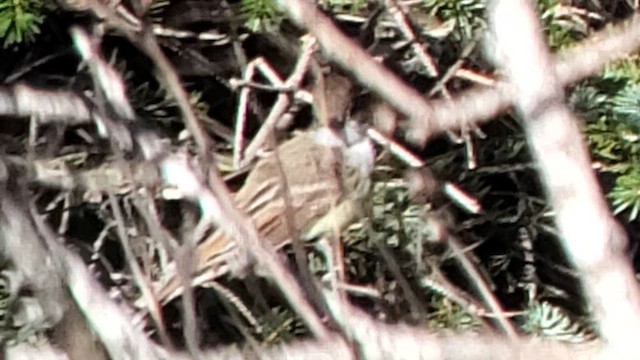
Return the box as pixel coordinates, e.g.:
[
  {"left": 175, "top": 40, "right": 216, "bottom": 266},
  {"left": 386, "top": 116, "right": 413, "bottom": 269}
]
[{"left": 489, "top": 0, "right": 640, "bottom": 352}]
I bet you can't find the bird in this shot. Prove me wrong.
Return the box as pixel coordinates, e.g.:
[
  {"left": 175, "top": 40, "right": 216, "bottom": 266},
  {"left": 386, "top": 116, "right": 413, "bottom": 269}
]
[{"left": 149, "top": 120, "right": 376, "bottom": 306}]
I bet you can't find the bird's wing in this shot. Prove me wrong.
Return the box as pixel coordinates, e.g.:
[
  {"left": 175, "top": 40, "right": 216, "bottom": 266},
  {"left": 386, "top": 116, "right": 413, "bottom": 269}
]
[{"left": 151, "top": 131, "right": 349, "bottom": 305}]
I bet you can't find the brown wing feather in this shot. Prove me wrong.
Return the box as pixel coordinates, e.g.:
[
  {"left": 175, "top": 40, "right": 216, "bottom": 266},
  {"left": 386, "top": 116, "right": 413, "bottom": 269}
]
[{"left": 153, "top": 132, "right": 346, "bottom": 304}]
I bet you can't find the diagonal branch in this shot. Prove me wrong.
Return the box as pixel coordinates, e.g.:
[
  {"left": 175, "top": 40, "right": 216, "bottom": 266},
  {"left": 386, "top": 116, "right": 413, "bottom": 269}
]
[{"left": 489, "top": 0, "right": 640, "bottom": 352}]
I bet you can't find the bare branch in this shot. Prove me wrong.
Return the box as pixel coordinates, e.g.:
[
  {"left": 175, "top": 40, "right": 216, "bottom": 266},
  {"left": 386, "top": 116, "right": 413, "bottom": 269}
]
[{"left": 489, "top": 0, "right": 640, "bottom": 351}]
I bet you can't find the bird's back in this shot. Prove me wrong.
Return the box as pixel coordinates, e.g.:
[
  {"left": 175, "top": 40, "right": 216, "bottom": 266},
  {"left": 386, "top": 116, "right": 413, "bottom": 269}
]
[{"left": 152, "top": 131, "right": 347, "bottom": 305}]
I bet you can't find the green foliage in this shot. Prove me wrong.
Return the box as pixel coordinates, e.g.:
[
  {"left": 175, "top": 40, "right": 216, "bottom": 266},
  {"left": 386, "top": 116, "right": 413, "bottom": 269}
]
[
  {"left": 583, "top": 118, "right": 640, "bottom": 165},
  {"left": 427, "top": 296, "right": 479, "bottom": 331},
  {"left": 113, "top": 56, "right": 209, "bottom": 128},
  {"left": 0, "top": 0, "right": 45, "bottom": 48},
  {"left": 573, "top": 57, "right": 640, "bottom": 221},
  {"left": 536, "top": 0, "right": 589, "bottom": 49},
  {"left": 241, "top": 0, "right": 282, "bottom": 32},
  {"left": 150, "top": 0, "right": 282, "bottom": 33},
  {"left": 326, "top": 0, "right": 367, "bottom": 14},
  {"left": 610, "top": 84, "right": 640, "bottom": 131},
  {"left": 422, "top": 0, "right": 486, "bottom": 42},
  {"left": 368, "top": 179, "right": 437, "bottom": 245},
  {"left": 610, "top": 169, "right": 640, "bottom": 220},
  {"left": 324, "top": 175, "right": 439, "bottom": 279},
  {"left": 259, "top": 306, "right": 307, "bottom": 343},
  {"left": 604, "top": 56, "right": 640, "bottom": 83}
]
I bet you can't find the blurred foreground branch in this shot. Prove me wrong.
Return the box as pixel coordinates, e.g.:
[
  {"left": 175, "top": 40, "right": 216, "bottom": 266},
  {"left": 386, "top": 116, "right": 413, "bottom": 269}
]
[{"left": 489, "top": 0, "right": 640, "bottom": 356}]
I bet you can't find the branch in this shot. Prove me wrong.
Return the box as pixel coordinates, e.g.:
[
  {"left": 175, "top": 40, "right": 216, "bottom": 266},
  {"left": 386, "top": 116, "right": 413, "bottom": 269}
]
[{"left": 489, "top": 0, "right": 640, "bottom": 351}]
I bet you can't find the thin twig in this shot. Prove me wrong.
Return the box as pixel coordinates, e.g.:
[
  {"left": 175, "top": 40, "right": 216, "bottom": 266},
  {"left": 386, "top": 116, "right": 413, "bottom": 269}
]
[
  {"left": 383, "top": 0, "right": 439, "bottom": 78},
  {"left": 0, "top": 13, "right": 639, "bottom": 148},
  {"left": 445, "top": 231, "right": 518, "bottom": 339},
  {"left": 241, "top": 38, "right": 318, "bottom": 167},
  {"left": 280, "top": 0, "right": 434, "bottom": 143},
  {"left": 106, "top": 192, "right": 176, "bottom": 351},
  {"left": 160, "top": 154, "right": 330, "bottom": 339},
  {"left": 233, "top": 61, "right": 257, "bottom": 168}
]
